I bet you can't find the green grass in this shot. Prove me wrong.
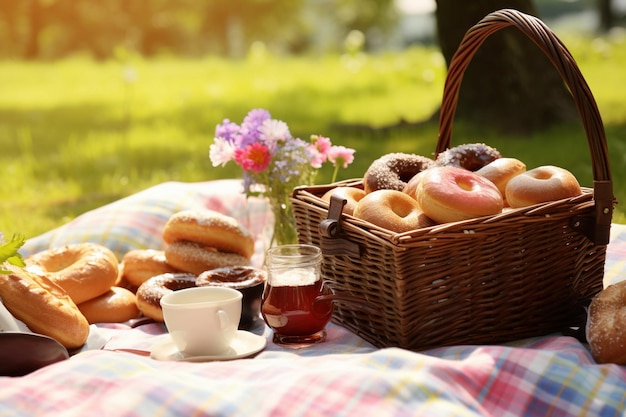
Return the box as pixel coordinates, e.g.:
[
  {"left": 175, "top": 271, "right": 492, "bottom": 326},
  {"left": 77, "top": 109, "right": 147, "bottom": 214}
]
[{"left": 1, "top": 34, "right": 625, "bottom": 242}]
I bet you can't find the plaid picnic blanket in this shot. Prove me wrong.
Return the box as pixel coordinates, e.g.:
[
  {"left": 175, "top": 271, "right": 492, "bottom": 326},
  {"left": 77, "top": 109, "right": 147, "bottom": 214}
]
[{"left": 5, "top": 180, "right": 626, "bottom": 417}]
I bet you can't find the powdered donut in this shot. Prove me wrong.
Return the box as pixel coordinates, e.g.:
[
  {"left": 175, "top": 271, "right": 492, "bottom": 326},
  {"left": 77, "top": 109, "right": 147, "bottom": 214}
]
[
  {"left": 353, "top": 189, "right": 435, "bottom": 233},
  {"left": 135, "top": 273, "right": 198, "bottom": 322},
  {"left": 416, "top": 166, "right": 504, "bottom": 224},
  {"left": 162, "top": 210, "right": 255, "bottom": 259},
  {"left": 78, "top": 286, "right": 141, "bottom": 324},
  {"left": 26, "top": 243, "right": 119, "bottom": 304},
  {"left": 586, "top": 280, "right": 626, "bottom": 365},
  {"left": 321, "top": 187, "right": 366, "bottom": 216},
  {"left": 505, "top": 165, "right": 582, "bottom": 208},
  {"left": 165, "top": 241, "right": 250, "bottom": 275},
  {"left": 436, "top": 143, "right": 501, "bottom": 171},
  {"left": 122, "top": 249, "right": 181, "bottom": 288},
  {"left": 0, "top": 263, "right": 90, "bottom": 349},
  {"left": 363, "top": 153, "right": 435, "bottom": 194}
]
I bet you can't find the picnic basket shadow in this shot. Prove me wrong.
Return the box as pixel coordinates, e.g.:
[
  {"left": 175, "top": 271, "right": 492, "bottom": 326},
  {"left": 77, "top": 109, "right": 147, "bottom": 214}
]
[{"left": 291, "top": 9, "right": 615, "bottom": 351}]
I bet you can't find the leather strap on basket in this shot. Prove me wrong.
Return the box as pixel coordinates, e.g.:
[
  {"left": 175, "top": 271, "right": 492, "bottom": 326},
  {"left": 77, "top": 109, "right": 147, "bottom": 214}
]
[
  {"left": 436, "top": 9, "right": 614, "bottom": 245},
  {"left": 319, "top": 195, "right": 362, "bottom": 258}
]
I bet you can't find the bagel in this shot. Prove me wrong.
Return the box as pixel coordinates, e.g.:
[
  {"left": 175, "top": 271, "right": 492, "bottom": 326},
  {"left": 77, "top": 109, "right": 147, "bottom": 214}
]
[
  {"left": 353, "top": 189, "right": 435, "bottom": 233},
  {"left": 505, "top": 165, "right": 582, "bottom": 208},
  {"left": 321, "top": 187, "right": 366, "bottom": 216},
  {"left": 26, "top": 243, "right": 119, "bottom": 304}
]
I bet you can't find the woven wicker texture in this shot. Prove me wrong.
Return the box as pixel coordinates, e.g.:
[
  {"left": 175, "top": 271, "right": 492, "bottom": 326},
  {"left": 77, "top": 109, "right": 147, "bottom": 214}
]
[{"left": 291, "top": 9, "right": 615, "bottom": 351}]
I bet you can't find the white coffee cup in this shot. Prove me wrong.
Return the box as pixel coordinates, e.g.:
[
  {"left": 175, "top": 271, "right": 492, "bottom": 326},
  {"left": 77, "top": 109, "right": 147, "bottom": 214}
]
[{"left": 160, "top": 286, "right": 242, "bottom": 356}]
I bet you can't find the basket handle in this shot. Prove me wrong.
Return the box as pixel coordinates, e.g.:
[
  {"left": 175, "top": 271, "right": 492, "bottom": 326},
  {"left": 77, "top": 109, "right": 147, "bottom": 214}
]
[{"left": 436, "top": 8, "right": 614, "bottom": 245}]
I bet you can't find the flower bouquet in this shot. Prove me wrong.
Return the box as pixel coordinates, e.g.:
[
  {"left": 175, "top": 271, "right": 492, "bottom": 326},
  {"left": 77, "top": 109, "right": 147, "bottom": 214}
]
[{"left": 210, "top": 109, "right": 355, "bottom": 246}]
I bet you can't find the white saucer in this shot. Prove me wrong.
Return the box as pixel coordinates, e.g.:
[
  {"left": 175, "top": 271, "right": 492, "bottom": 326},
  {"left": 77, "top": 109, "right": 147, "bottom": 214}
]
[{"left": 150, "top": 331, "right": 267, "bottom": 362}]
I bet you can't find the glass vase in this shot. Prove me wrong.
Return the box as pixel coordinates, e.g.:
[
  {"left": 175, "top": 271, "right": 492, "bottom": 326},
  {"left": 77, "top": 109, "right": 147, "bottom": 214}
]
[{"left": 268, "top": 194, "right": 298, "bottom": 247}]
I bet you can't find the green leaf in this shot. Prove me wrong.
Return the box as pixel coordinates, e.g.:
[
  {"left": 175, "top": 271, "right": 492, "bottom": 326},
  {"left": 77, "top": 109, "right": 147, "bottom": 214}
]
[{"left": 0, "top": 234, "right": 26, "bottom": 274}]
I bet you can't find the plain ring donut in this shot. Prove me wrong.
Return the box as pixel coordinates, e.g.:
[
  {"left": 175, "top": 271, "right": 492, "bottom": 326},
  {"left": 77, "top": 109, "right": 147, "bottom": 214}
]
[
  {"left": 363, "top": 153, "right": 435, "bottom": 194},
  {"left": 162, "top": 209, "right": 255, "bottom": 259},
  {"left": 0, "top": 263, "right": 90, "bottom": 349},
  {"left": 505, "top": 165, "right": 582, "bottom": 208},
  {"left": 25, "top": 243, "right": 120, "bottom": 304},
  {"left": 586, "top": 280, "right": 626, "bottom": 365},
  {"left": 135, "top": 272, "right": 197, "bottom": 322}
]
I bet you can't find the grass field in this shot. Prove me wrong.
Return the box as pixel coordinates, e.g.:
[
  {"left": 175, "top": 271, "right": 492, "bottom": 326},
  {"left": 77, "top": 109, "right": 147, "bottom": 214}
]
[{"left": 1, "top": 33, "right": 625, "bottom": 241}]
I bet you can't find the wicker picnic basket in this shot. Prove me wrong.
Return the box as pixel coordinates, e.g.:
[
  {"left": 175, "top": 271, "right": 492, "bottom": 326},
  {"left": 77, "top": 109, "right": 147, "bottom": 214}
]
[{"left": 291, "top": 9, "right": 615, "bottom": 351}]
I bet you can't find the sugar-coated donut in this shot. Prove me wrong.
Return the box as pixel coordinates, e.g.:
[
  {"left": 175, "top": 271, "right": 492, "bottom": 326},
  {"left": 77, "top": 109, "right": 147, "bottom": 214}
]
[
  {"left": 475, "top": 157, "right": 526, "bottom": 204},
  {"left": 78, "top": 286, "right": 141, "bottom": 324},
  {"left": 321, "top": 187, "right": 366, "bottom": 215},
  {"left": 353, "top": 189, "right": 435, "bottom": 233},
  {"left": 505, "top": 165, "right": 582, "bottom": 208},
  {"left": 363, "top": 153, "right": 435, "bottom": 194},
  {"left": 0, "top": 263, "right": 90, "bottom": 349},
  {"left": 162, "top": 209, "right": 255, "bottom": 259},
  {"left": 165, "top": 241, "right": 250, "bottom": 275},
  {"left": 135, "top": 273, "right": 197, "bottom": 322},
  {"left": 416, "top": 166, "right": 504, "bottom": 224},
  {"left": 122, "top": 249, "right": 180, "bottom": 288},
  {"left": 586, "top": 280, "right": 626, "bottom": 365},
  {"left": 25, "top": 243, "right": 119, "bottom": 305},
  {"left": 436, "top": 143, "right": 501, "bottom": 171}
]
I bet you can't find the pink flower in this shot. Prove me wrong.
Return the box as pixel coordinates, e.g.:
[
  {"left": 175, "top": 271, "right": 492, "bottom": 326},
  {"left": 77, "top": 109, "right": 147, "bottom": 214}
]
[
  {"left": 308, "top": 135, "right": 333, "bottom": 168},
  {"left": 234, "top": 143, "right": 271, "bottom": 173},
  {"left": 327, "top": 146, "right": 355, "bottom": 169}
]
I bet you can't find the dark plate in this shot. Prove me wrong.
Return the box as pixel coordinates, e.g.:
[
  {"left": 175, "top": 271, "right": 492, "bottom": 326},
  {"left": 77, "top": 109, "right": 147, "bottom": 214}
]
[{"left": 0, "top": 332, "right": 69, "bottom": 377}]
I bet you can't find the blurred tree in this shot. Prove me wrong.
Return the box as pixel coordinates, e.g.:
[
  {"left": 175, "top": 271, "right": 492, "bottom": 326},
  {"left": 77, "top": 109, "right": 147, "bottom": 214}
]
[
  {"left": 434, "top": 0, "right": 579, "bottom": 134},
  {"left": 598, "top": 0, "right": 615, "bottom": 31}
]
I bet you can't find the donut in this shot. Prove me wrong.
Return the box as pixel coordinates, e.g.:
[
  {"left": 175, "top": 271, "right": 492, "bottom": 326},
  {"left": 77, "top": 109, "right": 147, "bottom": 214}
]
[
  {"left": 165, "top": 241, "right": 250, "bottom": 275},
  {"left": 135, "top": 272, "right": 197, "bottom": 322},
  {"left": 505, "top": 165, "right": 582, "bottom": 208},
  {"left": 586, "top": 280, "right": 626, "bottom": 365},
  {"left": 475, "top": 157, "right": 526, "bottom": 204},
  {"left": 363, "top": 153, "right": 435, "bottom": 194},
  {"left": 78, "top": 286, "right": 141, "bottom": 324},
  {"left": 25, "top": 243, "right": 119, "bottom": 305},
  {"left": 162, "top": 210, "right": 255, "bottom": 259},
  {"left": 416, "top": 166, "right": 504, "bottom": 224},
  {"left": 0, "top": 263, "right": 90, "bottom": 349},
  {"left": 402, "top": 170, "right": 428, "bottom": 200},
  {"left": 435, "top": 143, "right": 501, "bottom": 171},
  {"left": 321, "top": 187, "right": 366, "bottom": 215},
  {"left": 353, "top": 189, "right": 435, "bottom": 233},
  {"left": 122, "top": 249, "right": 180, "bottom": 288},
  {"left": 197, "top": 266, "right": 266, "bottom": 329}
]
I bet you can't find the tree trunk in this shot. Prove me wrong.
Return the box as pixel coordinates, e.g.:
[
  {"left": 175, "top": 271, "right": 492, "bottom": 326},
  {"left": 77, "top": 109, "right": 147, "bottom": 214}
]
[
  {"left": 434, "top": 0, "right": 579, "bottom": 134},
  {"left": 598, "top": 0, "right": 614, "bottom": 32}
]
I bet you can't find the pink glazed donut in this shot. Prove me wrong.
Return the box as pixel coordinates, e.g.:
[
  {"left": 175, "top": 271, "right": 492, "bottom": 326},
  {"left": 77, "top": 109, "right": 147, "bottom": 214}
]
[{"left": 416, "top": 166, "right": 504, "bottom": 224}]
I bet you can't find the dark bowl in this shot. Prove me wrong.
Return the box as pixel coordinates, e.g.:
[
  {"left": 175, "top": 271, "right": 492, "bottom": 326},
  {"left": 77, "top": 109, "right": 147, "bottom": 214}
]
[{"left": 196, "top": 266, "right": 267, "bottom": 330}]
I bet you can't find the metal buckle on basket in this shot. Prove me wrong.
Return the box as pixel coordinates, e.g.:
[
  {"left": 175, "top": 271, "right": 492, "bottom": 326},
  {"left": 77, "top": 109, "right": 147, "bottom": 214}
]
[{"left": 318, "top": 195, "right": 362, "bottom": 258}]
